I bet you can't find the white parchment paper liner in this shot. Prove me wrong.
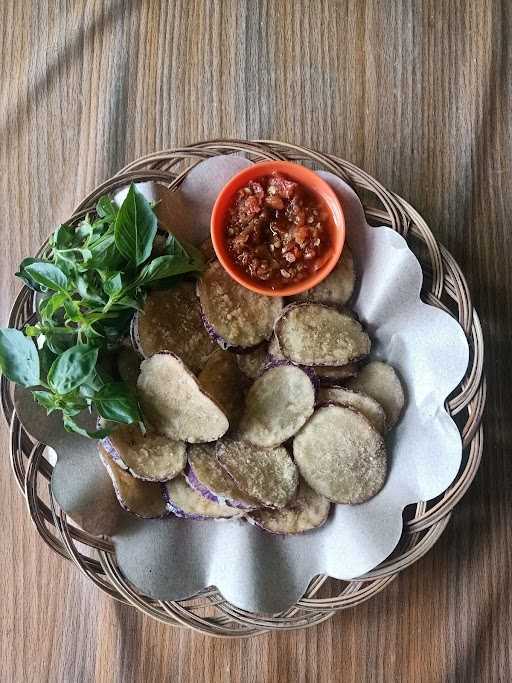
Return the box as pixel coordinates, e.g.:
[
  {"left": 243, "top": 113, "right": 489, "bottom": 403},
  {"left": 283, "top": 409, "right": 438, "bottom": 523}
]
[{"left": 15, "top": 155, "right": 469, "bottom": 613}]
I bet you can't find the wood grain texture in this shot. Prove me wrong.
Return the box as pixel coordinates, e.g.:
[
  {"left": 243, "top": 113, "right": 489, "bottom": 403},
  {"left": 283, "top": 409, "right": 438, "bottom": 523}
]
[{"left": 0, "top": 0, "right": 510, "bottom": 681}]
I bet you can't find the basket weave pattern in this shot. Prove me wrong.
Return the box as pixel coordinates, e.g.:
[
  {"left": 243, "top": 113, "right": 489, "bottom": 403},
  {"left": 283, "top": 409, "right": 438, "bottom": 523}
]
[{"left": 1, "top": 141, "right": 485, "bottom": 637}]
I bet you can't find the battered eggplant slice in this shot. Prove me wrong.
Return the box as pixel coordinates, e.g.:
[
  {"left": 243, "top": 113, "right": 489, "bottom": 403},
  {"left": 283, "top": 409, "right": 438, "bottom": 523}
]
[
  {"left": 197, "top": 261, "right": 283, "bottom": 351},
  {"left": 186, "top": 443, "right": 260, "bottom": 509},
  {"left": 268, "top": 335, "right": 358, "bottom": 383},
  {"left": 137, "top": 353, "right": 229, "bottom": 443},
  {"left": 101, "top": 424, "right": 186, "bottom": 481},
  {"left": 293, "top": 405, "right": 387, "bottom": 504},
  {"left": 248, "top": 480, "right": 331, "bottom": 534},
  {"left": 291, "top": 246, "right": 355, "bottom": 306},
  {"left": 198, "top": 348, "right": 245, "bottom": 426},
  {"left": 217, "top": 439, "right": 298, "bottom": 509},
  {"left": 238, "top": 363, "right": 315, "bottom": 447},
  {"left": 131, "top": 282, "right": 216, "bottom": 373},
  {"left": 347, "top": 361, "right": 405, "bottom": 429},
  {"left": 98, "top": 447, "right": 168, "bottom": 519},
  {"left": 236, "top": 345, "right": 269, "bottom": 379},
  {"left": 164, "top": 475, "right": 241, "bottom": 519},
  {"left": 275, "top": 303, "right": 370, "bottom": 366},
  {"left": 317, "top": 387, "right": 386, "bottom": 434}
]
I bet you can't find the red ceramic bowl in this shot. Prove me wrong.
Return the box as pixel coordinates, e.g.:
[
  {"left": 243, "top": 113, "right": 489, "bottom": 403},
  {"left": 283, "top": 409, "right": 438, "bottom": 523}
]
[{"left": 210, "top": 160, "right": 345, "bottom": 296}]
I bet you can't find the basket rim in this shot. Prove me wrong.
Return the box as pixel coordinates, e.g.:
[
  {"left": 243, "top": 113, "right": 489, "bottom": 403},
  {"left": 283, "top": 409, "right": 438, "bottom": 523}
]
[{"left": 1, "top": 139, "right": 485, "bottom": 637}]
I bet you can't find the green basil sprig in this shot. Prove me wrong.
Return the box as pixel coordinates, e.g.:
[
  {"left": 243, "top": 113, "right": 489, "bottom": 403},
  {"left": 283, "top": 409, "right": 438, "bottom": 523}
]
[{"left": 0, "top": 184, "right": 204, "bottom": 437}]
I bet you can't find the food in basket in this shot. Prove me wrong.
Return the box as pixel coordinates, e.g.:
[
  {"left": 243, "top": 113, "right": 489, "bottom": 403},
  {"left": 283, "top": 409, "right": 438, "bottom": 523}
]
[
  {"left": 217, "top": 438, "right": 299, "bottom": 509},
  {"left": 101, "top": 423, "right": 186, "bottom": 481},
  {"left": 197, "top": 348, "right": 245, "bottom": 426},
  {"left": 223, "top": 172, "right": 332, "bottom": 286},
  {"left": 197, "top": 260, "right": 283, "bottom": 350},
  {"left": 247, "top": 479, "right": 331, "bottom": 534},
  {"left": 164, "top": 475, "right": 242, "bottom": 519},
  {"left": 317, "top": 387, "right": 386, "bottom": 434},
  {"left": 236, "top": 345, "right": 269, "bottom": 379},
  {"left": 293, "top": 405, "right": 387, "bottom": 504},
  {"left": 290, "top": 246, "right": 355, "bottom": 305},
  {"left": 0, "top": 185, "right": 204, "bottom": 438},
  {"left": 137, "top": 353, "right": 229, "bottom": 442},
  {"left": 275, "top": 302, "right": 371, "bottom": 366},
  {"left": 0, "top": 173, "right": 406, "bottom": 535},
  {"left": 98, "top": 447, "right": 168, "bottom": 518},
  {"left": 313, "top": 363, "right": 359, "bottom": 383},
  {"left": 131, "top": 283, "right": 216, "bottom": 372},
  {"left": 347, "top": 361, "right": 405, "bottom": 429},
  {"left": 238, "top": 362, "right": 316, "bottom": 447},
  {"left": 268, "top": 335, "right": 359, "bottom": 383},
  {"left": 186, "top": 443, "right": 260, "bottom": 509}
]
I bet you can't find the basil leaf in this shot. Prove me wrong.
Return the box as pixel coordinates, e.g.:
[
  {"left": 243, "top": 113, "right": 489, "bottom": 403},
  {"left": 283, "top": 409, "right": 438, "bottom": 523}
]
[
  {"left": 136, "top": 255, "right": 198, "bottom": 285},
  {"left": 45, "top": 329, "right": 77, "bottom": 355},
  {"left": 15, "top": 257, "right": 45, "bottom": 291},
  {"left": 93, "top": 382, "right": 141, "bottom": 423},
  {"left": 114, "top": 184, "right": 157, "bottom": 265},
  {"left": 38, "top": 292, "right": 67, "bottom": 322},
  {"left": 53, "top": 251, "right": 77, "bottom": 279},
  {"left": 25, "top": 262, "right": 68, "bottom": 291},
  {"left": 0, "top": 329, "right": 40, "bottom": 387},
  {"left": 51, "top": 225, "right": 75, "bottom": 249},
  {"left": 164, "top": 235, "right": 204, "bottom": 271},
  {"left": 76, "top": 274, "right": 108, "bottom": 306},
  {"left": 24, "top": 325, "right": 41, "bottom": 337},
  {"left": 32, "top": 390, "right": 59, "bottom": 413},
  {"left": 63, "top": 416, "right": 111, "bottom": 439},
  {"left": 114, "top": 295, "right": 143, "bottom": 310},
  {"left": 63, "top": 299, "right": 81, "bottom": 322},
  {"left": 88, "top": 233, "right": 125, "bottom": 270},
  {"left": 47, "top": 344, "right": 98, "bottom": 395},
  {"left": 163, "top": 233, "right": 189, "bottom": 260},
  {"left": 103, "top": 272, "right": 123, "bottom": 297},
  {"left": 79, "top": 368, "right": 106, "bottom": 396},
  {"left": 75, "top": 219, "right": 93, "bottom": 242},
  {"left": 96, "top": 195, "right": 118, "bottom": 220}
]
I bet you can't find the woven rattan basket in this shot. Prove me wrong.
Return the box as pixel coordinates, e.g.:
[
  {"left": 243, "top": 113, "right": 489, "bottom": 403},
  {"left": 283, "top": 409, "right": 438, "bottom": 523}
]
[{"left": 1, "top": 140, "right": 485, "bottom": 637}]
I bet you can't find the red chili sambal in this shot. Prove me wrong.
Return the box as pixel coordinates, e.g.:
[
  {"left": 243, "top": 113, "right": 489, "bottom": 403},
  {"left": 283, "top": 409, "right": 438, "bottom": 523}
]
[{"left": 225, "top": 172, "right": 332, "bottom": 287}]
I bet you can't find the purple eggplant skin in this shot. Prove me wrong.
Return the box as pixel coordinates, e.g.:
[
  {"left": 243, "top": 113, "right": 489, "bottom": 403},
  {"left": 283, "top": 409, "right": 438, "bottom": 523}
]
[
  {"left": 130, "top": 312, "right": 145, "bottom": 358},
  {"left": 101, "top": 435, "right": 128, "bottom": 469},
  {"left": 200, "top": 310, "right": 266, "bottom": 355},
  {"left": 161, "top": 481, "right": 210, "bottom": 520},
  {"left": 100, "top": 431, "right": 186, "bottom": 483},
  {"left": 100, "top": 435, "right": 158, "bottom": 483},
  {"left": 184, "top": 463, "right": 256, "bottom": 511},
  {"left": 184, "top": 463, "right": 221, "bottom": 503}
]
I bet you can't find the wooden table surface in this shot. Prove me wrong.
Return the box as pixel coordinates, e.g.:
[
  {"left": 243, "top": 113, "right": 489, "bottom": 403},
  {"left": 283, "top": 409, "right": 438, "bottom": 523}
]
[{"left": 1, "top": 1, "right": 510, "bottom": 681}]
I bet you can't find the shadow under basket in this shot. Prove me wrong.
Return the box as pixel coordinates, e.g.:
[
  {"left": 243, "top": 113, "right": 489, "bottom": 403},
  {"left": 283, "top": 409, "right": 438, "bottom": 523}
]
[{"left": 1, "top": 139, "right": 485, "bottom": 638}]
